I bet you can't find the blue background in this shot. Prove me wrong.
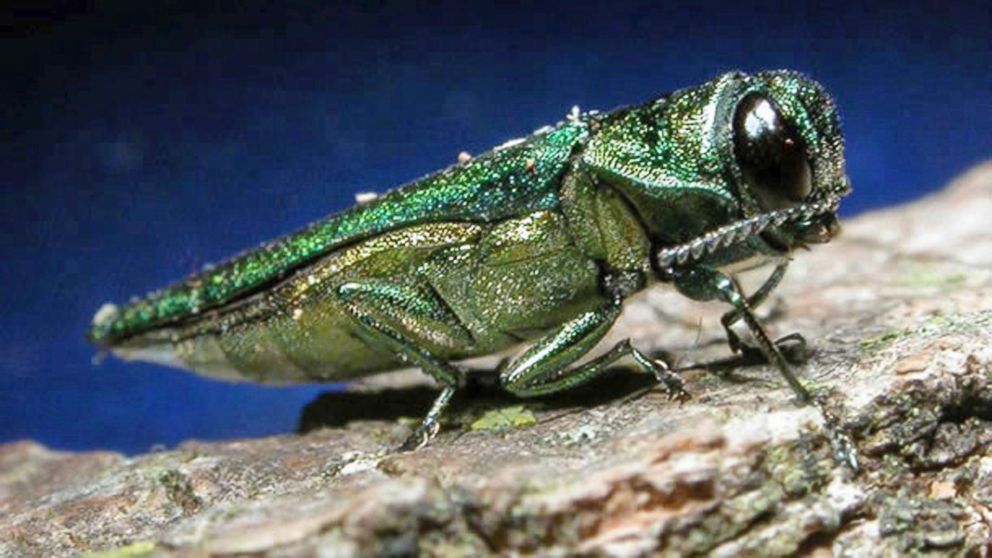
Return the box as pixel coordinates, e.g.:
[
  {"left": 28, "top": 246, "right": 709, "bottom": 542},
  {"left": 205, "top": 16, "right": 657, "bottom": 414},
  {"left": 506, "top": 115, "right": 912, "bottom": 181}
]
[{"left": 2, "top": 1, "right": 989, "bottom": 454}]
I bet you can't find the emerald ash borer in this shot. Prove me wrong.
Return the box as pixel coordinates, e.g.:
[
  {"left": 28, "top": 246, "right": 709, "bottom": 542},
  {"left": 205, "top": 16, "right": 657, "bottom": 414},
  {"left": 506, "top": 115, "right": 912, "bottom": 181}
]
[{"left": 88, "top": 70, "right": 856, "bottom": 462}]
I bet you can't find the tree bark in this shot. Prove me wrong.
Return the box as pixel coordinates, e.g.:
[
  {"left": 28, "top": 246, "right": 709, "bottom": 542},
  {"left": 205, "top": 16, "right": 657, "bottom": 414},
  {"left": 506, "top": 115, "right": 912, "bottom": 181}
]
[{"left": 3, "top": 163, "right": 991, "bottom": 557}]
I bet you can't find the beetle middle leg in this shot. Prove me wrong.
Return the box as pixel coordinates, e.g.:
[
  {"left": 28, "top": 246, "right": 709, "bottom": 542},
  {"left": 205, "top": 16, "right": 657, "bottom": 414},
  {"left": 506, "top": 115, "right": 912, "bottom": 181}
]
[
  {"left": 336, "top": 278, "right": 476, "bottom": 451},
  {"left": 500, "top": 297, "right": 689, "bottom": 401}
]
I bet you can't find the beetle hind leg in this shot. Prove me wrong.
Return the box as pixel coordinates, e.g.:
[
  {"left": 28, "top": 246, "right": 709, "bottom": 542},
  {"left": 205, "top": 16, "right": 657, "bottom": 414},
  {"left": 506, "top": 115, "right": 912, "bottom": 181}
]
[
  {"left": 336, "top": 278, "right": 475, "bottom": 450},
  {"left": 398, "top": 386, "right": 456, "bottom": 451}
]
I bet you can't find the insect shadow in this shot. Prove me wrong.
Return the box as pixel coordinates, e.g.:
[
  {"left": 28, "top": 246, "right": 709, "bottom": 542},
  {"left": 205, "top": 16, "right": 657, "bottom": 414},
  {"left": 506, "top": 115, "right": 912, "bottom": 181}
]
[
  {"left": 296, "top": 349, "right": 776, "bottom": 434},
  {"left": 297, "top": 368, "right": 659, "bottom": 434}
]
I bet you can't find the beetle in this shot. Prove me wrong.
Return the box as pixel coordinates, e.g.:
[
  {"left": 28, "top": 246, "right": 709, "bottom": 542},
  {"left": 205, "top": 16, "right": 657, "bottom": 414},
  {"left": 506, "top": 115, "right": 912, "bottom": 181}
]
[{"left": 88, "top": 70, "right": 853, "bottom": 458}]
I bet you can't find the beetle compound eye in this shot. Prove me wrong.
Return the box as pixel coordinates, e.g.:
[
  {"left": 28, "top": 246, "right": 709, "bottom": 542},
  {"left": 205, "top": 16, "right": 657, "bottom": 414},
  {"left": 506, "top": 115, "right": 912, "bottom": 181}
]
[{"left": 732, "top": 93, "right": 812, "bottom": 210}]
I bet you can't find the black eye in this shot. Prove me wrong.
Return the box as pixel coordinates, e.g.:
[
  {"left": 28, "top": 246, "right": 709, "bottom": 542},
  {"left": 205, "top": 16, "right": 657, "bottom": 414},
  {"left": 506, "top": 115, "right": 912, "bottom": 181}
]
[{"left": 732, "top": 93, "right": 812, "bottom": 210}]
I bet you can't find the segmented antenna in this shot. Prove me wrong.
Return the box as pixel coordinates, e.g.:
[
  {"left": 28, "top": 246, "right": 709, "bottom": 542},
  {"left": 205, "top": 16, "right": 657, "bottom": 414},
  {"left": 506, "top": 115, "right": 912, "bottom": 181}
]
[{"left": 655, "top": 197, "right": 841, "bottom": 268}]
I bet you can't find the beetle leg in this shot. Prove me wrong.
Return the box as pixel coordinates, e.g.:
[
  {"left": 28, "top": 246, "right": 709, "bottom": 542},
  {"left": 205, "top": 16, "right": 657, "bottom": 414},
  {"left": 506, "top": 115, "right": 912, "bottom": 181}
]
[
  {"left": 714, "top": 273, "right": 812, "bottom": 402},
  {"left": 673, "top": 266, "right": 860, "bottom": 471},
  {"left": 500, "top": 299, "right": 689, "bottom": 401},
  {"left": 401, "top": 386, "right": 456, "bottom": 452},
  {"left": 336, "top": 279, "right": 474, "bottom": 450},
  {"left": 719, "top": 262, "right": 811, "bottom": 364},
  {"left": 673, "top": 266, "right": 810, "bottom": 401}
]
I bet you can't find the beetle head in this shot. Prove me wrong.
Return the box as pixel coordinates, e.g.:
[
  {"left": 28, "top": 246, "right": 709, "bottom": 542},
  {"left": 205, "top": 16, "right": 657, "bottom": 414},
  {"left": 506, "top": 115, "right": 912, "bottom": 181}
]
[
  {"left": 584, "top": 70, "right": 850, "bottom": 260},
  {"left": 725, "top": 70, "right": 851, "bottom": 252}
]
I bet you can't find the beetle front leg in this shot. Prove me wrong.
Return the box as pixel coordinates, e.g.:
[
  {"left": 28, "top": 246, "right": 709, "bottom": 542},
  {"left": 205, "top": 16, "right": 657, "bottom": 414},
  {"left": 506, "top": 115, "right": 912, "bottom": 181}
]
[
  {"left": 501, "top": 298, "right": 689, "bottom": 401},
  {"left": 336, "top": 279, "right": 474, "bottom": 451},
  {"left": 673, "top": 266, "right": 810, "bottom": 401},
  {"left": 673, "top": 266, "right": 859, "bottom": 471},
  {"left": 719, "top": 262, "right": 810, "bottom": 364}
]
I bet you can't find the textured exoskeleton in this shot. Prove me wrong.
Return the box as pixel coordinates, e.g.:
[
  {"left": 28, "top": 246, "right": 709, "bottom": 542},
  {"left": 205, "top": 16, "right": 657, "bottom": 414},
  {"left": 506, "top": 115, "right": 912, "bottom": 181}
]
[{"left": 89, "top": 71, "right": 853, "bottom": 458}]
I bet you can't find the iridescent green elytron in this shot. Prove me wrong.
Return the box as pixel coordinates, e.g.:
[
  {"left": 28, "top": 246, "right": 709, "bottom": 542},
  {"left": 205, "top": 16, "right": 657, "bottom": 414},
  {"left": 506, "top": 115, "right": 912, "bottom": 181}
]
[{"left": 88, "top": 70, "right": 854, "bottom": 462}]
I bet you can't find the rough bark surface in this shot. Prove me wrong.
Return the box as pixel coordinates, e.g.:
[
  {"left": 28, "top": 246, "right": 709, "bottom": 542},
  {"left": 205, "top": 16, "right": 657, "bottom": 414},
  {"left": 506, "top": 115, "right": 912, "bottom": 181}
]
[{"left": 3, "top": 163, "right": 992, "bottom": 557}]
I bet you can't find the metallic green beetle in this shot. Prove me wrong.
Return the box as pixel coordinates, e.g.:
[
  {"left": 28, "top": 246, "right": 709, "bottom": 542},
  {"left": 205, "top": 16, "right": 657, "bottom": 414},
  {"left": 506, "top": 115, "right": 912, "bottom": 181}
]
[{"left": 88, "top": 70, "right": 852, "bottom": 454}]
